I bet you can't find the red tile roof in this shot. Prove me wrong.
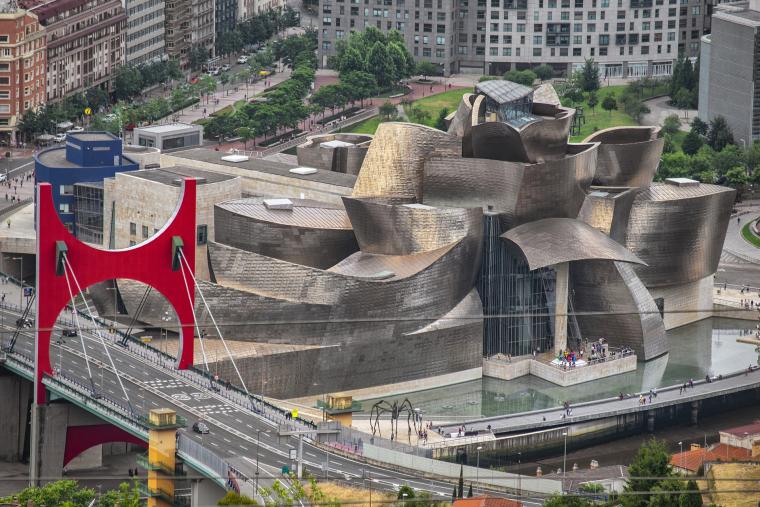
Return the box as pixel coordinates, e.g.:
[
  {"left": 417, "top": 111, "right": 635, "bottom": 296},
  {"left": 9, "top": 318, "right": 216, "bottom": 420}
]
[
  {"left": 453, "top": 496, "right": 523, "bottom": 507},
  {"left": 670, "top": 444, "right": 752, "bottom": 472},
  {"left": 721, "top": 421, "right": 760, "bottom": 438}
]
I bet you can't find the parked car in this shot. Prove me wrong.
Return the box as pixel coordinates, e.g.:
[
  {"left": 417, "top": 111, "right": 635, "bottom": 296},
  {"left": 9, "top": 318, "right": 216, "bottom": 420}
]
[
  {"left": 0, "top": 173, "right": 7, "bottom": 182},
  {"left": 16, "top": 318, "right": 32, "bottom": 328},
  {"left": 62, "top": 328, "right": 78, "bottom": 337},
  {"left": 221, "top": 64, "right": 231, "bottom": 72},
  {"left": 207, "top": 68, "right": 220, "bottom": 76},
  {"left": 53, "top": 133, "right": 66, "bottom": 143},
  {"left": 237, "top": 55, "right": 249, "bottom": 64},
  {"left": 67, "top": 126, "right": 84, "bottom": 134},
  {"left": 192, "top": 421, "right": 210, "bottom": 434}
]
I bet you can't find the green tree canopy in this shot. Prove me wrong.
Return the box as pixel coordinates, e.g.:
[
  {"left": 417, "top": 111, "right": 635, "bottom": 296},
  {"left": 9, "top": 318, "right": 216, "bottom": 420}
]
[
  {"left": 707, "top": 116, "right": 735, "bottom": 151},
  {"left": 533, "top": 64, "right": 554, "bottom": 81},
  {"left": 682, "top": 130, "right": 703, "bottom": 155},
  {"left": 602, "top": 95, "right": 617, "bottom": 116},
  {"left": 662, "top": 114, "right": 682, "bottom": 136},
  {"left": 504, "top": 69, "right": 537, "bottom": 86},
  {"left": 623, "top": 439, "right": 676, "bottom": 507}
]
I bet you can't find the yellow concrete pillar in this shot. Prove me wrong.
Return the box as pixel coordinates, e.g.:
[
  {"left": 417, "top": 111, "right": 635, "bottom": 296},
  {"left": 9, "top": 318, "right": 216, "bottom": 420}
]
[{"left": 147, "top": 408, "right": 179, "bottom": 507}]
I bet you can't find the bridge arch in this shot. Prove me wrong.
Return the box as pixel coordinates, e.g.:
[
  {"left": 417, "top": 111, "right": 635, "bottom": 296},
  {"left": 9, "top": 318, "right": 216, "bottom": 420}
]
[
  {"left": 35, "top": 180, "right": 197, "bottom": 402},
  {"left": 63, "top": 424, "right": 146, "bottom": 467}
]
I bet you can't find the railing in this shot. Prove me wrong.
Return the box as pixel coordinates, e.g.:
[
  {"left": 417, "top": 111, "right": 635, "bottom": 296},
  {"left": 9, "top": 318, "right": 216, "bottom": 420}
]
[
  {"left": 177, "top": 433, "right": 242, "bottom": 488},
  {"left": 547, "top": 347, "right": 635, "bottom": 370}
]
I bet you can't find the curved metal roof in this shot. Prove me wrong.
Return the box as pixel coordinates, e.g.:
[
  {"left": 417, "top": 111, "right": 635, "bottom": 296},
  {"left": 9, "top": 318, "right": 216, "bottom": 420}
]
[
  {"left": 216, "top": 197, "right": 352, "bottom": 230},
  {"left": 500, "top": 218, "right": 645, "bottom": 270}
]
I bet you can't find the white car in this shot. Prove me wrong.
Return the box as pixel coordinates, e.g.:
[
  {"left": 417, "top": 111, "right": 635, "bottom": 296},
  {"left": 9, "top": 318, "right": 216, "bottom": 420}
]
[
  {"left": 237, "top": 55, "right": 249, "bottom": 64},
  {"left": 207, "top": 68, "right": 220, "bottom": 76},
  {"left": 53, "top": 133, "right": 66, "bottom": 142},
  {"left": 221, "top": 64, "right": 231, "bottom": 72},
  {"left": 67, "top": 126, "right": 84, "bottom": 134}
]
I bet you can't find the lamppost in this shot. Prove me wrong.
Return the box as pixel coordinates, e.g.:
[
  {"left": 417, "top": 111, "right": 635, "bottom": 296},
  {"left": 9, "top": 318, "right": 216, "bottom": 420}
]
[
  {"left": 679, "top": 441, "right": 683, "bottom": 471},
  {"left": 518, "top": 451, "right": 522, "bottom": 497},
  {"left": 161, "top": 311, "right": 171, "bottom": 356},
  {"left": 5, "top": 256, "right": 21, "bottom": 309},
  {"left": 255, "top": 428, "right": 261, "bottom": 493},
  {"left": 476, "top": 445, "right": 483, "bottom": 483},
  {"left": 562, "top": 432, "right": 568, "bottom": 493}
]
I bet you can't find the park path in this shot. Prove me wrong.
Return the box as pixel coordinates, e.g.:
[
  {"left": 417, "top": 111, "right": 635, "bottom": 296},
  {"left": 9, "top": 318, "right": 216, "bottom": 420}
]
[{"left": 723, "top": 203, "right": 760, "bottom": 263}]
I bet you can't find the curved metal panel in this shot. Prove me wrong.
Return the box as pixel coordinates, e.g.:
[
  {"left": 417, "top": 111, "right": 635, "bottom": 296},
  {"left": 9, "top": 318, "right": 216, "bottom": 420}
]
[
  {"left": 577, "top": 186, "right": 639, "bottom": 244},
  {"left": 296, "top": 133, "right": 372, "bottom": 175},
  {"left": 423, "top": 142, "right": 598, "bottom": 229},
  {"left": 501, "top": 217, "right": 645, "bottom": 270},
  {"left": 572, "top": 260, "right": 668, "bottom": 360},
  {"left": 214, "top": 198, "right": 358, "bottom": 269},
  {"left": 624, "top": 182, "right": 736, "bottom": 286},
  {"left": 352, "top": 122, "right": 461, "bottom": 201},
  {"left": 342, "top": 196, "right": 482, "bottom": 255},
  {"left": 583, "top": 126, "right": 664, "bottom": 188},
  {"left": 470, "top": 105, "right": 574, "bottom": 163}
]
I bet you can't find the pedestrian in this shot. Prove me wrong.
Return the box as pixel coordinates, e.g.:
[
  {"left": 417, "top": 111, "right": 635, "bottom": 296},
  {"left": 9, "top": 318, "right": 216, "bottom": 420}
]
[
  {"left": 6, "top": 219, "right": 9, "bottom": 228},
  {"left": 738, "top": 216, "right": 741, "bottom": 224}
]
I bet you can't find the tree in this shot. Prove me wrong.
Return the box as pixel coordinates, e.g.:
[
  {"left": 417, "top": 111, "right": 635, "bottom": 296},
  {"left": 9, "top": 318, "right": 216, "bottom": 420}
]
[
  {"left": 622, "top": 94, "right": 650, "bottom": 123},
  {"left": 691, "top": 116, "right": 708, "bottom": 136},
  {"left": 587, "top": 92, "right": 598, "bottom": 114},
  {"left": 458, "top": 465, "right": 464, "bottom": 498},
  {"left": 367, "top": 41, "right": 393, "bottom": 87},
  {"left": 339, "top": 46, "right": 366, "bottom": 74},
  {"left": 725, "top": 166, "right": 748, "bottom": 194},
  {"left": 379, "top": 101, "right": 396, "bottom": 120},
  {"left": 712, "top": 144, "right": 745, "bottom": 175},
  {"left": 680, "top": 479, "right": 703, "bottom": 507},
  {"left": 112, "top": 66, "right": 143, "bottom": 101},
  {"left": 409, "top": 105, "right": 431, "bottom": 125},
  {"left": 623, "top": 439, "right": 675, "bottom": 507},
  {"left": 220, "top": 72, "right": 231, "bottom": 94},
  {"left": 434, "top": 107, "right": 449, "bottom": 131},
  {"left": 601, "top": 95, "right": 617, "bottom": 116},
  {"left": 97, "top": 482, "right": 141, "bottom": 507},
  {"left": 662, "top": 114, "right": 682, "bottom": 136},
  {"left": 189, "top": 45, "right": 208, "bottom": 71},
  {"left": 707, "top": 115, "right": 735, "bottom": 151},
  {"left": 579, "top": 58, "right": 600, "bottom": 91},
  {"left": 682, "top": 130, "right": 703, "bottom": 155},
  {"left": 3, "top": 480, "right": 96, "bottom": 507},
  {"left": 543, "top": 496, "right": 593, "bottom": 507},
  {"left": 218, "top": 491, "right": 257, "bottom": 505},
  {"left": 648, "top": 479, "right": 685, "bottom": 507},
  {"left": 416, "top": 61, "right": 439, "bottom": 80},
  {"left": 467, "top": 483, "right": 473, "bottom": 497},
  {"left": 235, "top": 126, "right": 255, "bottom": 149},
  {"left": 533, "top": 64, "right": 554, "bottom": 81},
  {"left": 397, "top": 484, "right": 415, "bottom": 500},
  {"left": 341, "top": 71, "right": 377, "bottom": 106},
  {"left": 504, "top": 69, "right": 537, "bottom": 87}
]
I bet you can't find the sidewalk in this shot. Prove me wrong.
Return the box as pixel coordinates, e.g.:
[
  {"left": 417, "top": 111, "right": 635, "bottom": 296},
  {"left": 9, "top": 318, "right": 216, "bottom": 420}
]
[{"left": 724, "top": 207, "right": 760, "bottom": 263}]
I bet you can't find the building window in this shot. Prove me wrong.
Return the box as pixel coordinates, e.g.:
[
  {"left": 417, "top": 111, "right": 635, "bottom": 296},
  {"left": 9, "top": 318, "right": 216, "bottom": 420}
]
[
  {"left": 60, "top": 184, "right": 74, "bottom": 195},
  {"left": 59, "top": 203, "right": 71, "bottom": 214},
  {"left": 0, "top": 77, "right": 8, "bottom": 85},
  {"left": 197, "top": 224, "right": 208, "bottom": 245},
  {"left": 0, "top": 36, "right": 7, "bottom": 43},
  {"left": 142, "top": 225, "right": 149, "bottom": 238},
  {"left": 129, "top": 222, "right": 137, "bottom": 235},
  {"left": 0, "top": 63, "right": 8, "bottom": 72}
]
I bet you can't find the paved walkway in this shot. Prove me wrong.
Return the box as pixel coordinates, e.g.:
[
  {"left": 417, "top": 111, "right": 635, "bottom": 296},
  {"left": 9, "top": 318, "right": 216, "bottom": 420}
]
[
  {"left": 437, "top": 365, "right": 760, "bottom": 436},
  {"left": 723, "top": 204, "right": 760, "bottom": 263},
  {"left": 642, "top": 95, "right": 696, "bottom": 131}
]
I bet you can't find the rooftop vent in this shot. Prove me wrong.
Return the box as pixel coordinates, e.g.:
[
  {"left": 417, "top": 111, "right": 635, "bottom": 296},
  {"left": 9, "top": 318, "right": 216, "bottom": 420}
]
[
  {"left": 263, "top": 198, "right": 294, "bottom": 210},
  {"left": 289, "top": 167, "right": 318, "bottom": 175},
  {"left": 665, "top": 177, "right": 699, "bottom": 187},
  {"left": 221, "top": 154, "right": 250, "bottom": 163}
]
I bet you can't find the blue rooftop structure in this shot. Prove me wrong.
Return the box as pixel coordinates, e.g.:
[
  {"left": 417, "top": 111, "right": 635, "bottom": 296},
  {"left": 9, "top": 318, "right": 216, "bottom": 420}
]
[{"left": 35, "top": 132, "right": 139, "bottom": 234}]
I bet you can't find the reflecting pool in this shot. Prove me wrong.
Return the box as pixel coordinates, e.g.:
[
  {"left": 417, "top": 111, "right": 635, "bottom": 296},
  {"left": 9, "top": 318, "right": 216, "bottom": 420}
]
[{"left": 360, "top": 318, "right": 760, "bottom": 419}]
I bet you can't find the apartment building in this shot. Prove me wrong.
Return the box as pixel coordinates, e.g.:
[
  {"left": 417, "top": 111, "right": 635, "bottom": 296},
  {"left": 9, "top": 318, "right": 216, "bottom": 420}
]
[
  {"left": 318, "top": 0, "right": 708, "bottom": 76},
  {"left": 125, "top": 0, "right": 166, "bottom": 64},
  {"left": 165, "top": 0, "right": 191, "bottom": 68},
  {"left": 699, "top": 0, "right": 760, "bottom": 144},
  {"left": 192, "top": 0, "right": 215, "bottom": 58},
  {"left": 0, "top": 7, "right": 45, "bottom": 144},
  {"left": 216, "top": 0, "right": 238, "bottom": 39},
  {"left": 20, "top": 0, "right": 126, "bottom": 103}
]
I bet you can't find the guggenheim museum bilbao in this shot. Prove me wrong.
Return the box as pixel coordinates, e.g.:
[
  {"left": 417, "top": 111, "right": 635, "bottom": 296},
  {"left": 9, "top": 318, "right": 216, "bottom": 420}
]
[{"left": 106, "top": 81, "right": 734, "bottom": 399}]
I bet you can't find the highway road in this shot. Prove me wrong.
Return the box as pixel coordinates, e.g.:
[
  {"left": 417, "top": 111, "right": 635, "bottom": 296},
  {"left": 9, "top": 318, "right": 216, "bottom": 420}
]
[{"left": 1, "top": 305, "right": 545, "bottom": 505}]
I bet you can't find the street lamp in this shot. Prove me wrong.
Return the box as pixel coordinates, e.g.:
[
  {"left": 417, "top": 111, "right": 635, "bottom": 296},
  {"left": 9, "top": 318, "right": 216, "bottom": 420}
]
[
  {"left": 161, "top": 311, "right": 171, "bottom": 356},
  {"left": 518, "top": 451, "right": 522, "bottom": 497},
  {"left": 679, "top": 441, "right": 683, "bottom": 471},
  {"left": 476, "top": 445, "right": 483, "bottom": 483},
  {"left": 562, "top": 432, "right": 568, "bottom": 493},
  {"left": 5, "top": 256, "right": 21, "bottom": 309}
]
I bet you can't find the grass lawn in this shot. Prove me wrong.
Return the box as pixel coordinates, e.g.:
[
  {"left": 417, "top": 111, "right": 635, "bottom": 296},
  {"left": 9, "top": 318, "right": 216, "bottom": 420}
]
[
  {"left": 741, "top": 221, "right": 760, "bottom": 248},
  {"left": 341, "top": 115, "right": 384, "bottom": 135},
  {"left": 403, "top": 88, "right": 464, "bottom": 127}
]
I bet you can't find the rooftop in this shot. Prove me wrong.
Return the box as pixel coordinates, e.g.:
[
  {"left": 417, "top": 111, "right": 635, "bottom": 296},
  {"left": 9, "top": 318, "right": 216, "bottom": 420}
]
[
  {"left": 134, "top": 123, "right": 200, "bottom": 134},
  {"left": 121, "top": 165, "right": 236, "bottom": 186},
  {"left": 69, "top": 132, "right": 116, "bottom": 142},
  {"left": 36, "top": 146, "right": 136, "bottom": 169},
  {"left": 714, "top": 1, "right": 760, "bottom": 26},
  {"left": 636, "top": 182, "right": 735, "bottom": 202},
  {"left": 721, "top": 420, "right": 760, "bottom": 438},
  {"left": 670, "top": 444, "right": 751, "bottom": 472},
  {"left": 216, "top": 197, "right": 352, "bottom": 229},
  {"left": 169, "top": 148, "right": 356, "bottom": 188},
  {"left": 475, "top": 80, "right": 534, "bottom": 104}
]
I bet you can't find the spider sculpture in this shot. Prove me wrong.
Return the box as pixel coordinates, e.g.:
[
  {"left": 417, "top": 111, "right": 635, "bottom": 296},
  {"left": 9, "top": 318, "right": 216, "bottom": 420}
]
[{"left": 369, "top": 398, "right": 419, "bottom": 443}]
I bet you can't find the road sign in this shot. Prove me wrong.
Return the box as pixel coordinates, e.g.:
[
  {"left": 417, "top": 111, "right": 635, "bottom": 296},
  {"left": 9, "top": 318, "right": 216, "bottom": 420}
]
[
  {"left": 84, "top": 107, "right": 92, "bottom": 116},
  {"left": 289, "top": 449, "right": 297, "bottom": 460},
  {"left": 281, "top": 465, "right": 289, "bottom": 475},
  {"left": 291, "top": 409, "right": 298, "bottom": 419}
]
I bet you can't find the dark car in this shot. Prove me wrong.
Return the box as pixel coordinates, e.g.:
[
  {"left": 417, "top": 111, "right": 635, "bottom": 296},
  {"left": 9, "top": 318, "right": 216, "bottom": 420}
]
[
  {"left": 16, "top": 318, "right": 32, "bottom": 328},
  {"left": 192, "top": 421, "right": 210, "bottom": 434},
  {"left": 62, "top": 328, "right": 78, "bottom": 337}
]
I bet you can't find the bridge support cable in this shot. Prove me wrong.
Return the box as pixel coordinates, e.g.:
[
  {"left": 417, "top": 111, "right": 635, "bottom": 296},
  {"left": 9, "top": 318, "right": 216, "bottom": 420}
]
[
  {"left": 119, "top": 284, "right": 152, "bottom": 347},
  {"left": 5, "top": 293, "right": 35, "bottom": 353},
  {"left": 61, "top": 255, "right": 96, "bottom": 393},
  {"left": 177, "top": 250, "right": 211, "bottom": 375},
  {"left": 178, "top": 250, "right": 250, "bottom": 396},
  {"left": 63, "top": 254, "right": 135, "bottom": 413}
]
